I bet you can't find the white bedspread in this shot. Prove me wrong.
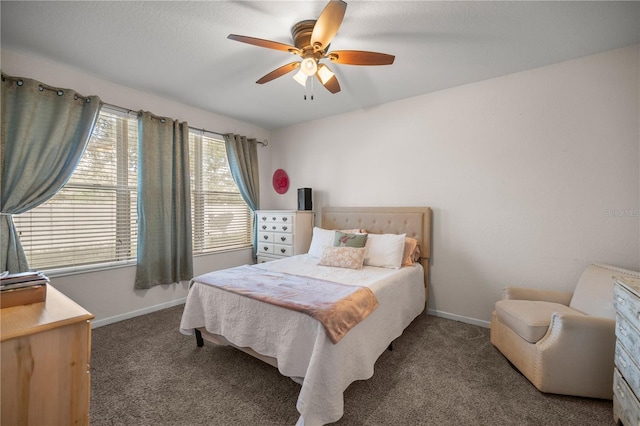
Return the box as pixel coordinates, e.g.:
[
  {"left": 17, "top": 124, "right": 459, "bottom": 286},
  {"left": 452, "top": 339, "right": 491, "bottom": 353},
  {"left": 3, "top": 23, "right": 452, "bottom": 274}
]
[{"left": 179, "top": 254, "right": 425, "bottom": 425}]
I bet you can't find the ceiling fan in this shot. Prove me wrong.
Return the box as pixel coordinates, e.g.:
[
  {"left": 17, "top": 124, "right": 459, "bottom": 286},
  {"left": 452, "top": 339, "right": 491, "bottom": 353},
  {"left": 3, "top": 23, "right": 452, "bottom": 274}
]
[{"left": 228, "top": 0, "right": 395, "bottom": 95}]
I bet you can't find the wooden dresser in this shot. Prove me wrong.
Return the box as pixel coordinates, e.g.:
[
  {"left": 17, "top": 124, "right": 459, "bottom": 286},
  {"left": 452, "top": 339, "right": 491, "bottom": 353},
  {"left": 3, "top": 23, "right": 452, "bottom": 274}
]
[
  {"left": 1, "top": 284, "right": 94, "bottom": 426},
  {"left": 256, "top": 210, "right": 314, "bottom": 263},
  {"left": 613, "top": 276, "right": 640, "bottom": 426}
]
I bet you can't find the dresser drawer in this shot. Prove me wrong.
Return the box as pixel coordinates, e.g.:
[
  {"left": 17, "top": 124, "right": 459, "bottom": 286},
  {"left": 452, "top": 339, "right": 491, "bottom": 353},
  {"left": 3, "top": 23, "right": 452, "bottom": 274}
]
[
  {"left": 616, "top": 313, "right": 640, "bottom": 362},
  {"left": 614, "top": 368, "right": 640, "bottom": 426},
  {"left": 616, "top": 342, "right": 640, "bottom": 399},
  {"left": 273, "top": 232, "right": 292, "bottom": 244},
  {"left": 259, "top": 222, "right": 292, "bottom": 233},
  {"left": 273, "top": 244, "right": 292, "bottom": 256},
  {"left": 258, "top": 232, "right": 274, "bottom": 243},
  {"left": 258, "top": 243, "right": 274, "bottom": 255},
  {"left": 615, "top": 283, "right": 640, "bottom": 327},
  {"left": 257, "top": 213, "right": 293, "bottom": 224}
]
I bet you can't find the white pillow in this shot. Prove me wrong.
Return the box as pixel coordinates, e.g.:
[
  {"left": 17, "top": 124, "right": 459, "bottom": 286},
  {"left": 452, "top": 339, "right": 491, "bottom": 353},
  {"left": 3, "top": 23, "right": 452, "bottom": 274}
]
[
  {"left": 364, "top": 233, "right": 406, "bottom": 269},
  {"left": 307, "top": 227, "right": 336, "bottom": 258}
]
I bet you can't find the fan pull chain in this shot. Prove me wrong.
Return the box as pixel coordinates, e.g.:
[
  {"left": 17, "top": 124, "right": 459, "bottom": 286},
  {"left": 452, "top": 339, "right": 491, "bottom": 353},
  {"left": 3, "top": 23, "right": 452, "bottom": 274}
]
[{"left": 303, "top": 77, "right": 315, "bottom": 101}]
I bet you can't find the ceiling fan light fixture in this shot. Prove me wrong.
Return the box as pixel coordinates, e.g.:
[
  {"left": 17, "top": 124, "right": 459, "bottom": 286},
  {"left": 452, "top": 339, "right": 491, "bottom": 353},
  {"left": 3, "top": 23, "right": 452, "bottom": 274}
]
[
  {"left": 301, "top": 57, "right": 318, "bottom": 76},
  {"left": 317, "top": 64, "right": 335, "bottom": 84},
  {"left": 293, "top": 69, "right": 308, "bottom": 86}
]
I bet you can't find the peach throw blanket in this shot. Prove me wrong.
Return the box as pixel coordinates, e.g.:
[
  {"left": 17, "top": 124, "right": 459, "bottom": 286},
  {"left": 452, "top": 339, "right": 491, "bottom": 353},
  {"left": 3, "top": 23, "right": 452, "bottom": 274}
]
[{"left": 193, "top": 265, "right": 379, "bottom": 344}]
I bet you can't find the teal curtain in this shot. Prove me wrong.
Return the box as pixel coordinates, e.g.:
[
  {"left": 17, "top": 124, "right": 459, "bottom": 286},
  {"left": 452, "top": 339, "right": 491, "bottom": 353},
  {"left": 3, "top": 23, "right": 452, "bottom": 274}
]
[
  {"left": 1, "top": 73, "right": 101, "bottom": 273},
  {"left": 135, "top": 111, "right": 192, "bottom": 289},
  {"left": 224, "top": 133, "right": 260, "bottom": 259}
]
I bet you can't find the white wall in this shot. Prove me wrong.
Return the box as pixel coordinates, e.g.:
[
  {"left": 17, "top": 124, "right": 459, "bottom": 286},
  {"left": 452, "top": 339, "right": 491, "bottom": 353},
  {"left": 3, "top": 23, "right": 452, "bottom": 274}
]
[
  {"left": 1, "top": 49, "right": 274, "bottom": 327},
  {"left": 267, "top": 45, "right": 640, "bottom": 327}
]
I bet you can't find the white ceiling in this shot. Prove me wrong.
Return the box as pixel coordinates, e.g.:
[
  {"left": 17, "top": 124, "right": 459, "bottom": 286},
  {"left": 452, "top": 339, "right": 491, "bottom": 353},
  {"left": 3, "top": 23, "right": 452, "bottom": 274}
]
[{"left": 1, "top": 1, "right": 639, "bottom": 130}]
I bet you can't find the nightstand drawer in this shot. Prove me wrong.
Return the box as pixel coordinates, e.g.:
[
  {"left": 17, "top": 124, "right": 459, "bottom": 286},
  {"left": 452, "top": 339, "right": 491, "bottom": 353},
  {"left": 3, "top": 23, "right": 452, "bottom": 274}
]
[
  {"left": 614, "top": 368, "right": 640, "bottom": 426},
  {"left": 616, "top": 342, "right": 640, "bottom": 399},
  {"left": 615, "top": 284, "right": 640, "bottom": 328},
  {"left": 616, "top": 314, "right": 640, "bottom": 363}
]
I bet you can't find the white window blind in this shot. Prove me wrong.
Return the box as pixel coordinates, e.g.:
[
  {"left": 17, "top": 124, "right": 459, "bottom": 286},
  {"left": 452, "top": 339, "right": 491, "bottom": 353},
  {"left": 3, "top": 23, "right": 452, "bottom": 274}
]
[
  {"left": 13, "top": 107, "right": 252, "bottom": 273},
  {"left": 14, "top": 107, "right": 138, "bottom": 271},
  {"left": 189, "top": 133, "right": 252, "bottom": 253}
]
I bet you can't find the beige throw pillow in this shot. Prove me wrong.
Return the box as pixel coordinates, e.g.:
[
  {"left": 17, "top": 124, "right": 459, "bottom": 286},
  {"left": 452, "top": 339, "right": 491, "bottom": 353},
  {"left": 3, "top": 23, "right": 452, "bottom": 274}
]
[{"left": 318, "top": 246, "right": 366, "bottom": 270}]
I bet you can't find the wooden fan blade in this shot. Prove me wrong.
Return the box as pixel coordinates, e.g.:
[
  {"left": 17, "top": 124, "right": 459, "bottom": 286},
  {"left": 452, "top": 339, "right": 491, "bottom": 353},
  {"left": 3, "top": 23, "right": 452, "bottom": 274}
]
[
  {"left": 228, "top": 34, "right": 299, "bottom": 54},
  {"left": 328, "top": 50, "right": 395, "bottom": 66},
  {"left": 310, "top": 0, "right": 347, "bottom": 51},
  {"left": 256, "top": 62, "right": 300, "bottom": 84},
  {"left": 316, "top": 72, "right": 341, "bottom": 94}
]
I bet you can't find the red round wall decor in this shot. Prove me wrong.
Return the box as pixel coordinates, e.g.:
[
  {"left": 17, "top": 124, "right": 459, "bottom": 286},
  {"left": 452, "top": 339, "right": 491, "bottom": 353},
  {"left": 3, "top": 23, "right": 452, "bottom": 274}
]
[{"left": 272, "top": 169, "right": 289, "bottom": 194}]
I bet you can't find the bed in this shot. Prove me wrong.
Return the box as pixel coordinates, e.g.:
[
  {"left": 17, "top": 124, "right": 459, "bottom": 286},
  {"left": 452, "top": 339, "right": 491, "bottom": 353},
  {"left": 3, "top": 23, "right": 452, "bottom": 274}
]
[{"left": 179, "top": 206, "right": 432, "bottom": 425}]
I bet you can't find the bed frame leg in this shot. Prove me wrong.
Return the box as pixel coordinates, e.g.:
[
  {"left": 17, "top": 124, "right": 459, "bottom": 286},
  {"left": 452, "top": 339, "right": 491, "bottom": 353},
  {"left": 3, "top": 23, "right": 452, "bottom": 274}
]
[{"left": 195, "top": 329, "right": 204, "bottom": 347}]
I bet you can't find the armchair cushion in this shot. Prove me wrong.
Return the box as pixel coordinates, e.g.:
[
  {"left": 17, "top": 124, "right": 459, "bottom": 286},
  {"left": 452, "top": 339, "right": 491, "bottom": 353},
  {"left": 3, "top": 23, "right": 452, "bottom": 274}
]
[{"left": 495, "top": 300, "right": 582, "bottom": 343}]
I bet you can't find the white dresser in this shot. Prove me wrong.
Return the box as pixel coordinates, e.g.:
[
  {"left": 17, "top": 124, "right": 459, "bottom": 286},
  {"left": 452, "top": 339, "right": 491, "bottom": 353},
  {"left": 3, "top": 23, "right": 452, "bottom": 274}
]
[
  {"left": 613, "top": 276, "right": 640, "bottom": 426},
  {"left": 256, "top": 210, "right": 314, "bottom": 263}
]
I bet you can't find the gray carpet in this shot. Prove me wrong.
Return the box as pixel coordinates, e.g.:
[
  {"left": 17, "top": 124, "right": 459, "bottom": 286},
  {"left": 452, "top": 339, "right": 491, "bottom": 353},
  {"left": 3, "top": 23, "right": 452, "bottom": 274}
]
[{"left": 90, "top": 305, "right": 614, "bottom": 425}]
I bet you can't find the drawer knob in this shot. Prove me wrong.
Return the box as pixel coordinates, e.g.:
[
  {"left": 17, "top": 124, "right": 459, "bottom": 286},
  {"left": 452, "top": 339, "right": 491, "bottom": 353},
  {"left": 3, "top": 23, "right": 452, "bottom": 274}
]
[
  {"left": 263, "top": 235, "right": 268, "bottom": 240},
  {"left": 281, "top": 236, "right": 286, "bottom": 241},
  {"left": 282, "top": 217, "right": 288, "bottom": 221},
  {"left": 263, "top": 246, "right": 268, "bottom": 251},
  {"left": 262, "top": 225, "right": 267, "bottom": 230},
  {"left": 281, "top": 248, "right": 286, "bottom": 253},
  {"left": 282, "top": 226, "right": 288, "bottom": 231},
  {"left": 262, "top": 216, "right": 267, "bottom": 221},
  {"left": 272, "top": 217, "right": 276, "bottom": 221},
  {"left": 618, "top": 357, "right": 627, "bottom": 368},
  {"left": 619, "top": 325, "right": 627, "bottom": 337},
  {"left": 617, "top": 296, "right": 625, "bottom": 305}
]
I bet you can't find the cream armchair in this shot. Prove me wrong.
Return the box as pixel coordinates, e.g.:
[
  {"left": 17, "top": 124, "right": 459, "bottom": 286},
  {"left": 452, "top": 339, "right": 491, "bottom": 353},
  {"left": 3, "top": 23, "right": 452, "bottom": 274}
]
[{"left": 490, "top": 263, "right": 640, "bottom": 399}]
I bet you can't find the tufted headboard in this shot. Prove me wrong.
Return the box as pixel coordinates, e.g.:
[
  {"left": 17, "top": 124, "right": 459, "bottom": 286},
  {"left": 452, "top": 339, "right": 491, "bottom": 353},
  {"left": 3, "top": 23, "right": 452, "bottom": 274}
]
[{"left": 321, "top": 207, "right": 432, "bottom": 289}]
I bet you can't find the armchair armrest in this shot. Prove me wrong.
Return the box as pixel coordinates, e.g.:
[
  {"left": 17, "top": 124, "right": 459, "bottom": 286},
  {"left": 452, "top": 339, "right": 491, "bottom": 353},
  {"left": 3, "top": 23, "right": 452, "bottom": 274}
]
[
  {"left": 502, "top": 286, "right": 573, "bottom": 305},
  {"left": 534, "top": 312, "right": 616, "bottom": 399}
]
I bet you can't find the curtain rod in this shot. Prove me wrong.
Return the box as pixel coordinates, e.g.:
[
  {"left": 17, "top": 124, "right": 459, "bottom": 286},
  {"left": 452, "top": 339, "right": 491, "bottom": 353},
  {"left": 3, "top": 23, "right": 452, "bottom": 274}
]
[{"left": 102, "top": 101, "right": 268, "bottom": 147}]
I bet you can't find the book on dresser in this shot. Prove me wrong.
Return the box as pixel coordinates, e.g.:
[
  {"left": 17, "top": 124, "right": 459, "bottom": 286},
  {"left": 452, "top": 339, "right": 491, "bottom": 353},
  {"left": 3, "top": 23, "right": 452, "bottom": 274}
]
[
  {"left": 256, "top": 210, "right": 314, "bottom": 263},
  {"left": 613, "top": 276, "right": 640, "bottom": 426},
  {"left": 0, "top": 271, "right": 50, "bottom": 308}
]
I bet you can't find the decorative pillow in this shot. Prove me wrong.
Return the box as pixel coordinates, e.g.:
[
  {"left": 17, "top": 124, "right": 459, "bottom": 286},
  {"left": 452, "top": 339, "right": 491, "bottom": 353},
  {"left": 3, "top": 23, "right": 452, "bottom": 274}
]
[
  {"left": 338, "top": 229, "right": 367, "bottom": 234},
  {"left": 364, "top": 233, "right": 406, "bottom": 269},
  {"left": 307, "top": 227, "right": 336, "bottom": 258},
  {"left": 318, "top": 246, "right": 366, "bottom": 270},
  {"left": 333, "top": 231, "right": 368, "bottom": 248},
  {"left": 402, "top": 237, "right": 421, "bottom": 267}
]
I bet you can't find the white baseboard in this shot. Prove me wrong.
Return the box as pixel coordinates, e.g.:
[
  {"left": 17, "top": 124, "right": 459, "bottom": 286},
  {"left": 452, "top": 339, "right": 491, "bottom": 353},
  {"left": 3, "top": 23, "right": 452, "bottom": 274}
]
[
  {"left": 91, "top": 297, "right": 187, "bottom": 329},
  {"left": 427, "top": 308, "right": 491, "bottom": 329},
  {"left": 91, "top": 299, "right": 490, "bottom": 330}
]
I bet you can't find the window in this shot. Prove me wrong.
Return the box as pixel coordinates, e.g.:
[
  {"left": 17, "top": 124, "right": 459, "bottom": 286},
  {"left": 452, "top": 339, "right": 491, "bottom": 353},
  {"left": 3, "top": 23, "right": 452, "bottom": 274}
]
[
  {"left": 13, "top": 106, "right": 252, "bottom": 272},
  {"left": 14, "top": 107, "right": 139, "bottom": 271},
  {"left": 189, "top": 133, "right": 252, "bottom": 254}
]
